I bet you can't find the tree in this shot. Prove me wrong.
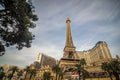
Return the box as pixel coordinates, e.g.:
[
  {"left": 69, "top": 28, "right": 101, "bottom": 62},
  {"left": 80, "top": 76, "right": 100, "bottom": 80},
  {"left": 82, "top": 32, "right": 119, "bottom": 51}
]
[
  {"left": 0, "top": 0, "right": 38, "bottom": 56},
  {"left": 43, "top": 71, "right": 51, "bottom": 80},
  {"left": 75, "top": 58, "right": 88, "bottom": 80},
  {"left": 24, "top": 66, "right": 30, "bottom": 80},
  {"left": 58, "top": 68, "right": 64, "bottom": 80},
  {"left": 0, "top": 66, "right": 5, "bottom": 79},
  {"left": 52, "top": 64, "right": 60, "bottom": 80},
  {"left": 8, "top": 66, "right": 18, "bottom": 80},
  {"left": 110, "top": 60, "right": 120, "bottom": 80},
  {"left": 17, "top": 70, "right": 23, "bottom": 79},
  {"left": 52, "top": 64, "right": 64, "bottom": 80},
  {"left": 0, "top": 66, "right": 4, "bottom": 73},
  {"left": 81, "top": 69, "right": 89, "bottom": 80},
  {"left": 0, "top": 42, "right": 5, "bottom": 56},
  {"left": 7, "top": 73, "right": 13, "bottom": 80},
  {"left": 29, "top": 69, "right": 36, "bottom": 80},
  {"left": 101, "top": 62, "right": 113, "bottom": 80},
  {"left": 101, "top": 59, "right": 120, "bottom": 80}
]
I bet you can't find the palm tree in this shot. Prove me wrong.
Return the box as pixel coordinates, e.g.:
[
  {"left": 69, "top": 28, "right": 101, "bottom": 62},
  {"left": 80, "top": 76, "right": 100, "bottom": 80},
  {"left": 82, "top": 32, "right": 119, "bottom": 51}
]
[
  {"left": 80, "top": 58, "right": 86, "bottom": 66},
  {"left": 29, "top": 69, "right": 36, "bottom": 80},
  {"left": 0, "top": 66, "right": 5, "bottom": 79},
  {"left": 24, "top": 66, "right": 30, "bottom": 80},
  {"left": 17, "top": 70, "right": 23, "bottom": 79},
  {"left": 81, "top": 69, "right": 89, "bottom": 80},
  {"left": 75, "top": 64, "right": 82, "bottom": 80},
  {"left": 75, "top": 58, "right": 87, "bottom": 80},
  {"left": 58, "top": 68, "right": 64, "bottom": 80},
  {"left": 110, "top": 60, "right": 120, "bottom": 80},
  {"left": 43, "top": 71, "right": 51, "bottom": 80},
  {"left": 52, "top": 64, "right": 60, "bottom": 80},
  {"left": 101, "top": 60, "right": 120, "bottom": 80},
  {"left": 8, "top": 66, "right": 18, "bottom": 80},
  {"left": 0, "top": 66, "right": 4, "bottom": 73},
  {"left": 7, "top": 73, "right": 12, "bottom": 80},
  {"left": 101, "top": 62, "right": 113, "bottom": 80}
]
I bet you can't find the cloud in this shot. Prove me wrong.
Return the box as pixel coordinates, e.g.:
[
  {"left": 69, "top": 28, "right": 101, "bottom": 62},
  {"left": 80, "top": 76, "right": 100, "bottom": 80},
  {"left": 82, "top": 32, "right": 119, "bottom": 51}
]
[
  {"left": 1, "top": 0, "right": 120, "bottom": 67},
  {"left": 70, "top": 0, "right": 120, "bottom": 25}
]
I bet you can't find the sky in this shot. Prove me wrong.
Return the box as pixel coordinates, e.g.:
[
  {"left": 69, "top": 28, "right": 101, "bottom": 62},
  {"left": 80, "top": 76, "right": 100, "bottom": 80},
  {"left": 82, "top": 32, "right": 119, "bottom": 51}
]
[{"left": 0, "top": 0, "right": 120, "bottom": 67}]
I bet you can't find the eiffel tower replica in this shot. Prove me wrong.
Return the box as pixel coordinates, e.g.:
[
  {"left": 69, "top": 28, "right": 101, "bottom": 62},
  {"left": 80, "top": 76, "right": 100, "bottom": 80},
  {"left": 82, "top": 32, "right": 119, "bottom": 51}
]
[
  {"left": 59, "top": 17, "right": 80, "bottom": 71},
  {"left": 58, "top": 17, "right": 114, "bottom": 79}
]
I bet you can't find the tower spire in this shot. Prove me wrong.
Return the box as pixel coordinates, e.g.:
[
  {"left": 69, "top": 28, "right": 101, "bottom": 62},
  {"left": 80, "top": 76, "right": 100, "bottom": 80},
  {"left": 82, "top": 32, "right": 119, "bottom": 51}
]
[
  {"left": 63, "top": 17, "right": 76, "bottom": 59},
  {"left": 65, "top": 17, "right": 74, "bottom": 47}
]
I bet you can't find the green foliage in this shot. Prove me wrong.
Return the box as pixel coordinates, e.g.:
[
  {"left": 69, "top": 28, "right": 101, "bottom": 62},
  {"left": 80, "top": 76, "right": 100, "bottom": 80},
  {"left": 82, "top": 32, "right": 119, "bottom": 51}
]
[
  {"left": 43, "top": 71, "right": 51, "bottom": 80},
  {"left": 52, "top": 64, "right": 60, "bottom": 80},
  {"left": 0, "top": 0, "right": 38, "bottom": 56},
  {"left": 102, "top": 60, "right": 120, "bottom": 74},
  {"left": 24, "top": 66, "right": 36, "bottom": 80},
  {"left": 0, "top": 66, "right": 4, "bottom": 73},
  {"left": 52, "top": 64, "right": 60, "bottom": 74},
  {"left": 29, "top": 69, "right": 36, "bottom": 80},
  {"left": 101, "top": 62, "right": 111, "bottom": 73},
  {"left": 8, "top": 66, "right": 18, "bottom": 79},
  {"left": 75, "top": 58, "right": 86, "bottom": 73},
  {"left": 101, "top": 59, "right": 120, "bottom": 80},
  {"left": 24, "top": 66, "right": 30, "bottom": 79},
  {"left": 0, "top": 42, "right": 5, "bottom": 56},
  {"left": 75, "top": 58, "right": 88, "bottom": 80},
  {"left": 0, "top": 67, "right": 5, "bottom": 79},
  {"left": 7, "top": 73, "right": 13, "bottom": 79},
  {"left": 17, "top": 70, "right": 23, "bottom": 79},
  {"left": 0, "top": 72, "right": 5, "bottom": 79},
  {"left": 58, "top": 68, "right": 64, "bottom": 80}
]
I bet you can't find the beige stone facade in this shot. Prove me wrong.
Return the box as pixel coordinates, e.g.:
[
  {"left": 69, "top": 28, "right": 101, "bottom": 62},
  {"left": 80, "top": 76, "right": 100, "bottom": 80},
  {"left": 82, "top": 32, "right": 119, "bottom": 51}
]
[
  {"left": 28, "top": 53, "right": 56, "bottom": 80},
  {"left": 35, "top": 65, "right": 55, "bottom": 80},
  {"left": 76, "top": 41, "right": 112, "bottom": 66},
  {"left": 34, "top": 53, "right": 56, "bottom": 69}
]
